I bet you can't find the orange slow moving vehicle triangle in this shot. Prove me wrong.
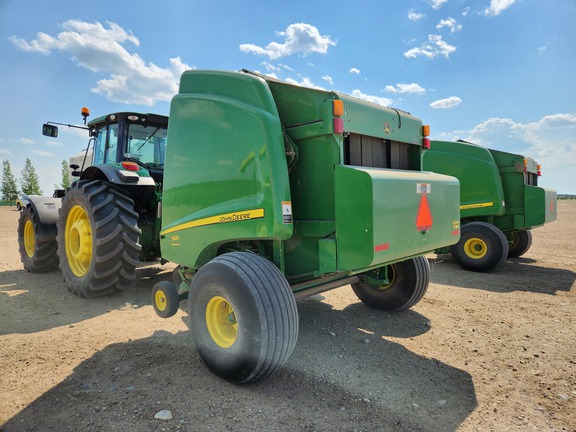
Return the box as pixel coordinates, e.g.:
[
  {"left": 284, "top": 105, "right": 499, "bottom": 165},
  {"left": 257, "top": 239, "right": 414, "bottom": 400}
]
[{"left": 416, "top": 194, "right": 433, "bottom": 231}]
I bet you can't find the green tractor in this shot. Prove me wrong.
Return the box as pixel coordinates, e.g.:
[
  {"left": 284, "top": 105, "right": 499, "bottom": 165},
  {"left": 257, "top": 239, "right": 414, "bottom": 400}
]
[
  {"left": 423, "top": 139, "right": 557, "bottom": 272},
  {"left": 18, "top": 109, "right": 168, "bottom": 296},
  {"left": 20, "top": 70, "right": 462, "bottom": 383}
]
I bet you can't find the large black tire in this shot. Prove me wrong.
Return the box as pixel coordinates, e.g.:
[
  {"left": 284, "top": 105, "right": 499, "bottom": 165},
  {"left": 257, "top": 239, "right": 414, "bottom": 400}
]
[
  {"left": 17, "top": 206, "right": 59, "bottom": 272},
  {"left": 508, "top": 230, "right": 533, "bottom": 258},
  {"left": 451, "top": 222, "right": 508, "bottom": 272},
  {"left": 56, "top": 180, "right": 141, "bottom": 297},
  {"left": 351, "top": 255, "right": 430, "bottom": 311},
  {"left": 189, "top": 252, "right": 298, "bottom": 384}
]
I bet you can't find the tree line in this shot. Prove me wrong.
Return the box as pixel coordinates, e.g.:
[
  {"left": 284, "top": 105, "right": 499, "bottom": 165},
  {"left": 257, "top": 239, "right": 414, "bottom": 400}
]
[{"left": 1, "top": 159, "right": 71, "bottom": 203}]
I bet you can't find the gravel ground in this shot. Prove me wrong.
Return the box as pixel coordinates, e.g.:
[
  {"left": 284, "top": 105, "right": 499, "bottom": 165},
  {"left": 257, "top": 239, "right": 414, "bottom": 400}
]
[{"left": 0, "top": 201, "right": 574, "bottom": 431}]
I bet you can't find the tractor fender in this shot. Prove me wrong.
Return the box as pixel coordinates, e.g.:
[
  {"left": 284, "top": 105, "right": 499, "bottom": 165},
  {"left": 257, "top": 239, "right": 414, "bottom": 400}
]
[
  {"left": 81, "top": 164, "right": 156, "bottom": 187},
  {"left": 26, "top": 195, "right": 61, "bottom": 242}
]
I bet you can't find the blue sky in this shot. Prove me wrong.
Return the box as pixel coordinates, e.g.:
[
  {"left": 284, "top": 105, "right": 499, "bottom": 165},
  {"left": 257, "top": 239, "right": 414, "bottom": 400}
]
[{"left": 1, "top": 0, "right": 574, "bottom": 194}]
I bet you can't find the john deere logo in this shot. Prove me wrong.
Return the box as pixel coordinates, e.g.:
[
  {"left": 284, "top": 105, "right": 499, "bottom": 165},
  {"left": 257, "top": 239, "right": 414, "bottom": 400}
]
[{"left": 384, "top": 122, "right": 391, "bottom": 135}]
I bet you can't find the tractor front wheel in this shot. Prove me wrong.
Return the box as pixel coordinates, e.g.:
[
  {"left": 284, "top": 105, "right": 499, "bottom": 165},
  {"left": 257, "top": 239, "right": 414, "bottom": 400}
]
[
  {"left": 507, "top": 230, "right": 532, "bottom": 258},
  {"left": 17, "top": 206, "right": 59, "bottom": 273},
  {"left": 351, "top": 255, "right": 430, "bottom": 311},
  {"left": 451, "top": 222, "right": 508, "bottom": 272},
  {"left": 189, "top": 252, "right": 298, "bottom": 384},
  {"left": 56, "top": 180, "right": 141, "bottom": 297}
]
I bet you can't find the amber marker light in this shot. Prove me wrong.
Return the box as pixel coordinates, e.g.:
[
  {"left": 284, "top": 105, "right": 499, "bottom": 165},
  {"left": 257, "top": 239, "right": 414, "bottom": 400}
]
[
  {"left": 332, "top": 100, "right": 344, "bottom": 117},
  {"left": 422, "top": 125, "right": 431, "bottom": 149}
]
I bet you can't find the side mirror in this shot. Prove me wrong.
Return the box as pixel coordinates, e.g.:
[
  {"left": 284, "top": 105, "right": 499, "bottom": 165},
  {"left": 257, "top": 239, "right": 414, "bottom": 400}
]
[{"left": 42, "top": 124, "right": 59, "bottom": 138}]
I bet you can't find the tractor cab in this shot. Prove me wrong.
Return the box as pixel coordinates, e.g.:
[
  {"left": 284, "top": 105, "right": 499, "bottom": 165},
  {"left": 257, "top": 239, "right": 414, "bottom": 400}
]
[
  {"left": 42, "top": 109, "right": 169, "bottom": 183},
  {"left": 87, "top": 112, "right": 168, "bottom": 183}
]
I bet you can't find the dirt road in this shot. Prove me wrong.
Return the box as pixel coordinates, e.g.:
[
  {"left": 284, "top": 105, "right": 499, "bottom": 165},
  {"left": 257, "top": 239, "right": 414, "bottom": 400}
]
[{"left": 1, "top": 202, "right": 574, "bottom": 431}]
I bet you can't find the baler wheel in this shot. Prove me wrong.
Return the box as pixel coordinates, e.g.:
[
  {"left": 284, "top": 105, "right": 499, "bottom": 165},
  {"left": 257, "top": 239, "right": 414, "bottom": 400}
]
[
  {"left": 451, "top": 222, "right": 508, "bottom": 272},
  {"left": 507, "top": 230, "right": 532, "bottom": 258},
  {"left": 57, "top": 180, "right": 141, "bottom": 297},
  {"left": 17, "top": 206, "right": 59, "bottom": 272},
  {"left": 188, "top": 252, "right": 298, "bottom": 384},
  {"left": 351, "top": 255, "right": 430, "bottom": 311},
  {"left": 152, "top": 281, "right": 180, "bottom": 318}
]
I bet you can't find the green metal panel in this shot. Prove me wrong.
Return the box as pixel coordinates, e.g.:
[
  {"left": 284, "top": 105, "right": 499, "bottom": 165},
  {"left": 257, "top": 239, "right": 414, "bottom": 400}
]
[
  {"left": 424, "top": 140, "right": 505, "bottom": 218},
  {"left": 334, "top": 165, "right": 460, "bottom": 271},
  {"left": 525, "top": 186, "right": 558, "bottom": 227},
  {"left": 160, "top": 71, "right": 293, "bottom": 268},
  {"left": 336, "top": 93, "right": 424, "bottom": 147}
]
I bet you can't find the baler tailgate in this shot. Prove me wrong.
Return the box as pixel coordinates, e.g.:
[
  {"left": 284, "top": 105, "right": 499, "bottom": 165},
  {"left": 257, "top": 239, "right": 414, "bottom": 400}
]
[{"left": 335, "top": 165, "right": 460, "bottom": 271}]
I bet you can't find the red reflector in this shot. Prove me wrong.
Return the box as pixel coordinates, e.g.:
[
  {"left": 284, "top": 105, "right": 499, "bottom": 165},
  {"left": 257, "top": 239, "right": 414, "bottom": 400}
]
[
  {"left": 416, "top": 194, "right": 433, "bottom": 232},
  {"left": 333, "top": 118, "right": 344, "bottom": 134},
  {"left": 121, "top": 161, "right": 140, "bottom": 171},
  {"left": 374, "top": 243, "right": 390, "bottom": 252},
  {"left": 423, "top": 138, "right": 431, "bottom": 149},
  {"left": 537, "top": 170, "right": 541, "bottom": 176},
  {"left": 452, "top": 229, "right": 460, "bottom": 236}
]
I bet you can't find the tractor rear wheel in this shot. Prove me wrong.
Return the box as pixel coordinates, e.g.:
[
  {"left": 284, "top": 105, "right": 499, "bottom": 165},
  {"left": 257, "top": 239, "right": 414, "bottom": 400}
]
[
  {"left": 188, "top": 252, "right": 298, "bottom": 384},
  {"left": 451, "top": 222, "right": 508, "bottom": 272},
  {"left": 351, "top": 255, "right": 430, "bottom": 311},
  {"left": 17, "top": 206, "right": 59, "bottom": 272},
  {"left": 56, "top": 180, "right": 141, "bottom": 297},
  {"left": 507, "top": 230, "right": 532, "bottom": 258}
]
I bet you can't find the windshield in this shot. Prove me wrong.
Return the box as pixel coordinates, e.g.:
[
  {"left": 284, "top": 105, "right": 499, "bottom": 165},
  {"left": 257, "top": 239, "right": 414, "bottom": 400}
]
[{"left": 125, "top": 123, "right": 168, "bottom": 169}]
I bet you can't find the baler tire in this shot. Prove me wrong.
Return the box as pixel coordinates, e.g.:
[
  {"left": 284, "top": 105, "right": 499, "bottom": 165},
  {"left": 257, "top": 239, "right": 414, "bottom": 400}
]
[
  {"left": 152, "top": 281, "right": 181, "bottom": 318},
  {"left": 188, "top": 252, "right": 298, "bottom": 384},
  {"left": 507, "top": 230, "right": 532, "bottom": 258},
  {"left": 450, "top": 222, "right": 508, "bottom": 272},
  {"left": 17, "top": 206, "right": 59, "bottom": 273},
  {"left": 56, "top": 180, "right": 142, "bottom": 298},
  {"left": 351, "top": 255, "right": 430, "bottom": 311}
]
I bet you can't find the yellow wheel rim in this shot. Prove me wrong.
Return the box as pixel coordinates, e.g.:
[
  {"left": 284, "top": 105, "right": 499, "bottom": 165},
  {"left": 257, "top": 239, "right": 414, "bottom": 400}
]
[
  {"left": 206, "top": 296, "right": 237, "bottom": 348},
  {"left": 155, "top": 290, "right": 167, "bottom": 312},
  {"left": 376, "top": 265, "right": 397, "bottom": 290},
  {"left": 65, "top": 205, "right": 93, "bottom": 277},
  {"left": 464, "top": 238, "right": 487, "bottom": 259},
  {"left": 24, "top": 219, "right": 35, "bottom": 258}
]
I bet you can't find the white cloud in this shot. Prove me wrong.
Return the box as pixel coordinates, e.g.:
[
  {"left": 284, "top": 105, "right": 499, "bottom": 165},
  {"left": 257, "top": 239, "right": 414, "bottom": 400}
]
[
  {"left": 349, "top": 67, "right": 361, "bottom": 74},
  {"left": 46, "top": 140, "right": 64, "bottom": 147},
  {"left": 483, "top": 0, "right": 517, "bottom": 16},
  {"left": 464, "top": 114, "right": 576, "bottom": 176},
  {"left": 351, "top": 90, "right": 392, "bottom": 107},
  {"left": 10, "top": 20, "right": 192, "bottom": 106},
  {"left": 239, "top": 23, "right": 336, "bottom": 60},
  {"left": 408, "top": 10, "right": 425, "bottom": 21},
  {"left": 284, "top": 77, "right": 326, "bottom": 90},
  {"left": 322, "top": 75, "right": 333, "bottom": 86},
  {"left": 384, "top": 83, "right": 426, "bottom": 94},
  {"left": 404, "top": 34, "right": 456, "bottom": 59},
  {"left": 32, "top": 150, "right": 54, "bottom": 157},
  {"left": 19, "top": 138, "right": 35, "bottom": 144},
  {"left": 430, "top": 96, "right": 462, "bottom": 109},
  {"left": 428, "top": 0, "right": 448, "bottom": 9},
  {"left": 0, "top": 149, "right": 12, "bottom": 156},
  {"left": 261, "top": 62, "right": 281, "bottom": 73},
  {"left": 538, "top": 46, "right": 547, "bottom": 55},
  {"left": 462, "top": 7, "right": 471, "bottom": 16},
  {"left": 436, "top": 18, "right": 462, "bottom": 33}
]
